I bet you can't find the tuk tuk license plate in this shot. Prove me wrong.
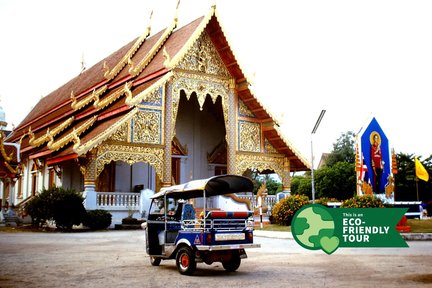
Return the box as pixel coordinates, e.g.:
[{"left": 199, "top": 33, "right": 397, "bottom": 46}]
[{"left": 215, "top": 233, "right": 245, "bottom": 241}]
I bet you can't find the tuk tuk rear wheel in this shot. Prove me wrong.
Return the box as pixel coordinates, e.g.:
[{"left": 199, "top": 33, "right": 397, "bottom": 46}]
[
  {"left": 150, "top": 256, "right": 161, "bottom": 266},
  {"left": 222, "top": 252, "right": 241, "bottom": 272},
  {"left": 176, "top": 247, "right": 196, "bottom": 275}
]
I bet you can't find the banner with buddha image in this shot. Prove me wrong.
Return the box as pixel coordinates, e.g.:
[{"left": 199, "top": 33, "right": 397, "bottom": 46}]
[{"left": 357, "top": 117, "right": 393, "bottom": 201}]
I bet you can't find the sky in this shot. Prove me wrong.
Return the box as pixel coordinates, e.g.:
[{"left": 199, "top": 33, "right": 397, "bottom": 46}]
[{"left": 1, "top": 0, "right": 432, "bottom": 166}]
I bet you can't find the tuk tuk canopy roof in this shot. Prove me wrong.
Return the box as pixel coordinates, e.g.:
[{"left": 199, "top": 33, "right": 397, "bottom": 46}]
[{"left": 151, "top": 175, "right": 253, "bottom": 200}]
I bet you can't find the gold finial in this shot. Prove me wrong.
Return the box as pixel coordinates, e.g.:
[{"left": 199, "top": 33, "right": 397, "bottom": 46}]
[
  {"left": 70, "top": 91, "right": 76, "bottom": 102},
  {"left": 124, "top": 81, "right": 134, "bottom": 106},
  {"left": 146, "top": 9, "right": 153, "bottom": 35},
  {"left": 46, "top": 128, "right": 54, "bottom": 149},
  {"left": 163, "top": 46, "right": 171, "bottom": 68},
  {"left": 174, "top": 0, "right": 181, "bottom": 25},
  {"left": 28, "top": 126, "right": 34, "bottom": 139},
  {"left": 92, "top": 88, "right": 100, "bottom": 107},
  {"left": 103, "top": 61, "right": 110, "bottom": 78},
  {"left": 72, "top": 128, "right": 81, "bottom": 150},
  {"left": 127, "top": 57, "right": 134, "bottom": 69},
  {"left": 80, "top": 53, "right": 86, "bottom": 74},
  {"left": 19, "top": 131, "right": 27, "bottom": 144}
]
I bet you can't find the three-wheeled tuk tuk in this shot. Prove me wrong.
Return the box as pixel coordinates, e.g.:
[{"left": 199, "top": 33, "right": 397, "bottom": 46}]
[{"left": 142, "top": 175, "right": 260, "bottom": 275}]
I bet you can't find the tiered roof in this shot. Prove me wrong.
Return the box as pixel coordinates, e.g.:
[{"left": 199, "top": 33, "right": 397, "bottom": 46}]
[{"left": 6, "top": 5, "right": 309, "bottom": 171}]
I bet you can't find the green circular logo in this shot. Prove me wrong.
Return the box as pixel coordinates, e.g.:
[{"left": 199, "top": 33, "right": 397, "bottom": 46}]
[{"left": 292, "top": 204, "right": 338, "bottom": 253}]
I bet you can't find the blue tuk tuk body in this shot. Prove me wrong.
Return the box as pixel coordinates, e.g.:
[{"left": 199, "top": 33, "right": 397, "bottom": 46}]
[{"left": 142, "top": 175, "right": 260, "bottom": 275}]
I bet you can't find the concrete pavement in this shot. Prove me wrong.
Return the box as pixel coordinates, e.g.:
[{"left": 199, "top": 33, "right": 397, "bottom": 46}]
[{"left": 253, "top": 229, "right": 432, "bottom": 241}]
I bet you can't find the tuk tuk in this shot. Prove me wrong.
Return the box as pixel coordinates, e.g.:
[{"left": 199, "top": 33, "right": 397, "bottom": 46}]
[{"left": 142, "top": 175, "right": 260, "bottom": 275}]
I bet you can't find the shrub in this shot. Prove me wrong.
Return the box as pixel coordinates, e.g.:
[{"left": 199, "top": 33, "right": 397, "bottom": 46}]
[
  {"left": 24, "top": 186, "right": 86, "bottom": 230},
  {"left": 271, "top": 194, "right": 310, "bottom": 226},
  {"left": 25, "top": 195, "right": 49, "bottom": 227},
  {"left": 341, "top": 195, "right": 385, "bottom": 208},
  {"left": 83, "top": 209, "right": 112, "bottom": 230}
]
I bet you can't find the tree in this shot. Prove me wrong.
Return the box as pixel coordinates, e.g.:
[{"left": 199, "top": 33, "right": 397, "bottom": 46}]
[
  {"left": 394, "top": 153, "right": 432, "bottom": 202},
  {"left": 291, "top": 174, "right": 312, "bottom": 198},
  {"left": 325, "top": 131, "right": 356, "bottom": 167},
  {"left": 315, "top": 162, "right": 356, "bottom": 200}
]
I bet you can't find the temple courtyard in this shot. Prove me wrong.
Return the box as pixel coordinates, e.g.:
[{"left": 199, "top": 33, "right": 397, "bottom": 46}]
[{"left": 0, "top": 230, "right": 431, "bottom": 287}]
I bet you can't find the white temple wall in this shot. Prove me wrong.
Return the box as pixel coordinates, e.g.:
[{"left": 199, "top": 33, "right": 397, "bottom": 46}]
[
  {"left": 175, "top": 94, "right": 225, "bottom": 181},
  {"left": 115, "top": 161, "right": 156, "bottom": 192}
]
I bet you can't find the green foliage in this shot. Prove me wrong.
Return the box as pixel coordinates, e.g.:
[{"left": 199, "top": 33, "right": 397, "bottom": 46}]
[
  {"left": 24, "top": 186, "right": 86, "bottom": 230},
  {"left": 291, "top": 175, "right": 312, "bottom": 197},
  {"left": 25, "top": 195, "right": 49, "bottom": 227},
  {"left": 395, "top": 153, "right": 432, "bottom": 202},
  {"left": 315, "top": 162, "right": 356, "bottom": 200},
  {"left": 83, "top": 209, "right": 112, "bottom": 230},
  {"left": 325, "top": 131, "right": 356, "bottom": 167},
  {"left": 341, "top": 195, "right": 385, "bottom": 208},
  {"left": 271, "top": 195, "right": 310, "bottom": 226}
]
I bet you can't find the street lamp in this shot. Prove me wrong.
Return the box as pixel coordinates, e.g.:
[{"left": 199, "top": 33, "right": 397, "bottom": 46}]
[{"left": 311, "top": 110, "right": 326, "bottom": 203}]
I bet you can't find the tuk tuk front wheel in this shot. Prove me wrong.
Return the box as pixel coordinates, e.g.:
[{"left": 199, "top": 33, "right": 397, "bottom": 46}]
[
  {"left": 222, "top": 252, "right": 241, "bottom": 272},
  {"left": 150, "top": 256, "right": 161, "bottom": 266},
  {"left": 176, "top": 247, "right": 196, "bottom": 275}
]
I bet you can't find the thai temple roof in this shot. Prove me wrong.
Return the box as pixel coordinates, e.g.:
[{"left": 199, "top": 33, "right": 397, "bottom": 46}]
[{"left": 6, "top": 5, "right": 310, "bottom": 171}]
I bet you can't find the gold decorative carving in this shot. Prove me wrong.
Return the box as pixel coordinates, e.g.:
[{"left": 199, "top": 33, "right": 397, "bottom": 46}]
[
  {"left": 132, "top": 110, "right": 161, "bottom": 144},
  {"left": 239, "top": 121, "right": 261, "bottom": 152},
  {"left": 238, "top": 100, "right": 255, "bottom": 118},
  {"left": 176, "top": 32, "right": 230, "bottom": 77},
  {"left": 94, "top": 82, "right": 132, "bottom": 110},
  {"left": 4, "top": 161, "right": 18, "bottom": 174},
  {"left": 282, "top": 157, "right": 291, "bottom": 191},
  {"left": 172, "top": 73, "right": 229, "bottom": 110},
  {"left": 72, "top": 128, "right": 80, "bottom": 150},
  {"left": 108, "top": 121, "right": 129, "bottom": 142},
  {"left": 139, "top": 88, "right": 162, "bottom": 106},
  {"left": 71, "top": 85, "right": 107, "bottom": 111},
  {"left": 171, "top": 72, "right": 229, "bottom": 142},
  {"left": 0, "top": 131, "right": 13, "bottom": 162},
  {"left": 48, "top": 116, "right": 97, "bottom": 151},
  {"left": 264, "top": 138, "right": 278, "bottom": 154},
  {"left": 224, "top": 194, "right": 251, "bottom": 210},
  {"left": 28, "top": 116, "right": 75, "bottom": 147},
  {"left": 165, "top": 5, "right": 216, "bottom": 69},
  {"left": 74, "top": 108, "right": 138, "bottom": 156},
  {"left": 163, "top": 46, "right": 171, "bottom": 68},
  {"left": 235, "top": 152, "right": 284, "bottom": 179},
  {"left": 96, "top": 143, "right": 164, "bottom": 179},
  {"left": 128, "top": 5, "right": 178, "bottom": 77},
  {"left": 126, "top": 72, "right": 172, "bottom": 106},
  {"left": 77, "top": 150, "right": 97, "bottom": 184},
  {"left": 103, "top": 15, "right": 151, "bottom": 80}
]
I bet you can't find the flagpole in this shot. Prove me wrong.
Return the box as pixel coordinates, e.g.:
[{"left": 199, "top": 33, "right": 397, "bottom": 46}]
[{"left": 415, "top": 176, "right": 419, "bottom": 201}]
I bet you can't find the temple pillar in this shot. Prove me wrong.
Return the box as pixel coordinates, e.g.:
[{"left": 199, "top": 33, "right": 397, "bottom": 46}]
[
  {"left": 282, "top": 157, "right": 291, "bottom": 194},
  {"left": 81, "top": 150, "right": 97, "bottom": 209},
  {"left": 227, "top": 79, "right": 236, "bottom": 174},
  {"left": 162, "top": 83, "right": 172, "bottom": 187}
]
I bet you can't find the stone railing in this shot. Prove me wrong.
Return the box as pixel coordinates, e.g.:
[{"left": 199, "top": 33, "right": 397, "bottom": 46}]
[{"left": 96, "top": 192, "right": 140, "bottom": 210}]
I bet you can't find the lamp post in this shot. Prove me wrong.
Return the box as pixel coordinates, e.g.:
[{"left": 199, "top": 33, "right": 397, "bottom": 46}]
[{"left": 311, "top": 110, "right": 326, "bottom": 204}]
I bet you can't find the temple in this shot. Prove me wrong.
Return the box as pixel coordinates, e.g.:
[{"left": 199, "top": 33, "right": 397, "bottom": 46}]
[{"left": 1, "top": 5, "right": 309, "bottom": 223}]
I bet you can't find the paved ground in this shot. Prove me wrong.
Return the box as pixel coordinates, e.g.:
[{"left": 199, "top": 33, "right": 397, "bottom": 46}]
[{"left": 0, "top": 230, "right": 431, "bottom": 287}]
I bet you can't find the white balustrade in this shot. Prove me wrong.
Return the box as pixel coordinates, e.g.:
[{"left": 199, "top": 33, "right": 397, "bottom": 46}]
[{"left": 96, "top": 192, "right": 140, "bottom": 210}]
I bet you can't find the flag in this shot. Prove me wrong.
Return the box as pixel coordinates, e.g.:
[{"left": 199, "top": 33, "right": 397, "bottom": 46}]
[{"left": 415, "top": 158, "right": 429, "bottom": 182}]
